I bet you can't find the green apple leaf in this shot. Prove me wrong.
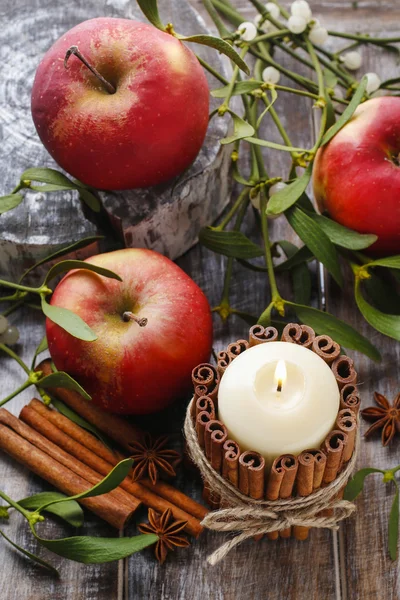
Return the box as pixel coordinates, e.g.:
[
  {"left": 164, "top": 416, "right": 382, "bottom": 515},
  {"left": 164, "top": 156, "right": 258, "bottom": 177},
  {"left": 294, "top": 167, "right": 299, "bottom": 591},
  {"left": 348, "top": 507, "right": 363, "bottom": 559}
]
[
  {"left": 343, "top": 467, "right": 384, "bottom": 501},
  {"left": 43, "top": 259, "right": 122, "bottom": 285},
  {"left": 135, "top": 0, "right": 165, "bottom": 30},
  {"left": 38, "top": 371, "right": 91, "bottom": 401},
  {"left": 41, "top": 297, "right": 98, "bottom": 342},
  {"left": 220, "top": 110, "right": 255, "bottom": 145},
  {"left": 178, "top": 35, "right": 250, "bottom": 75},
  {"left": 266, "top": 163, "right": 313, "bottom": 215},
  {"left": 211, "top": 80, "right": 261, "bottom": 98},
  {"left": 365, "top": 256, "right": 400, "bottom": 270},
  {"left": 286, "top": 301, "right": 381, "bottom": 361},
  {"left": 18, "top": 493, "right": 84, "bottom": 528},
  {"left": 0, "top": 528, "right": 59, "bottom": 575},
  {"left": 0, "top": 194, "right": 24, "bottom": 214},
  {"left": 199, "top": 227, "right": 264, "bottom": 258},
  {"left": 355, "top": 279, "right": 400, "bottom": 341},
  {"left": 389, "top": 488, "right": 400, "bottom": 561},
  {"left": 320, "top": 76, "right": 368, "bottom": 146},
  {"left": 305, "top": 211, "right": 378, "bottom": 250},
  {"left": 286, "top": 206, "right": 343, "bottom": 287},
  {"left": 19, "top": 235, "right": 103, "bottom": 282}
]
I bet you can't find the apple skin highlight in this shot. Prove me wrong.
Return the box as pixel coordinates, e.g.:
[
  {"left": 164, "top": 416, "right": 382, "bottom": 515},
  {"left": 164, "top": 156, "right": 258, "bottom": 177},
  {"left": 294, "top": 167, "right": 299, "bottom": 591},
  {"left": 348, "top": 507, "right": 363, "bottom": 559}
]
[
  {"left": 313, "top": 96, "right": 400, "bottom": 256},
  {"left": 46, "top": 249, "right": 213, "bottom": 415},
  {"left": 31, "top": 18, "right": 209, "bottom": 190}
]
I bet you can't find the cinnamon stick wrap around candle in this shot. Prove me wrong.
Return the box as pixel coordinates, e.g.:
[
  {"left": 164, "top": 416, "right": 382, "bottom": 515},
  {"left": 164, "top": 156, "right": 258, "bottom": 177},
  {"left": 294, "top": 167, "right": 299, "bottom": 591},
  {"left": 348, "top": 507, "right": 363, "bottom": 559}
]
[
  {"left": 248, "top": 325, "right": 279, "bottom": 347},
  {"left": 21, "top": 400, "right": 206, "bottom": 536},
  {"left": 204, "top": 420, "right": 228, "bottom": 509},
  {"left": 191, "top": 363, "right": 219, "bottom": 391},
  {"left": 226, "top": 340, "right": 249, "bottom": 359},
  {"left": 293, "top": 449, "right": 326, "bottom": 540},
  {"left": 217, "top": 351, "right": 231, "bottom": 377},
  {"left": 266, "top": 454, "right": 298, "bottom": 539},
  {"left": 239, "top": 451, "right": 265, "bottom": 500},
  {"left": 340, "top": 384, "right": 361, "bottom": 414},
  {"left": 312, "top": 335, "right": 341, "bottom": 365},
  {"left": 336, "top": 409, "right": 357, "bottom": 463},
  {"left": 196, "top": 411, "right": 213, "bottom": 450},
  {"left": 331, "top": 356, "right": 357, "bottom": 390},
  {"left": 194, "top": 382, "right": 219, "bottom": 403},
  {"left": 281, "top": 323, "right": 315, "bottom": 348},
  {"left": 322, "top": 431, "right": 348, "bottom": 484},
  {"left": 195, "top": 396, "right": 216, "bottom": 420},
  {"left": 0, "top": 410, "right": 134, "bottom": 529},
  {"left": 222, "top": 440, "right": 240, "bottom": 488}
]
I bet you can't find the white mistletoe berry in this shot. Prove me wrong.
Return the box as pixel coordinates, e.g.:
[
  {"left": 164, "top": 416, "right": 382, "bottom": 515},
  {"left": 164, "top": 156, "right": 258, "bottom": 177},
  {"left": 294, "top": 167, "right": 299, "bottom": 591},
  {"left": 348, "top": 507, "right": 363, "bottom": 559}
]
[
  {"left": 364, "top": 72, "right": 381, "bottom": 94},
  {"left": 262, "top": 66, "right": 281, "bottom": 84},
  {"left": 309, "top": 26, "right": 328, "bottom": 45},
  {"left": 238, "top": 21, "right": 258, "bottom": 41},
  {"left": 265, "top": 2, "right": 280, "bottom": 20},
  {"left": 269, "top": 182, "right": 287, "bottom": 196},
  {"left": 254, "top": 14, "right": 270, "bottom": 32},
  {"left": 288, "top": 15, "right": 307, "bottom": 34},
  {"left": 342, "top": 51, "right": 362, "bottom": 70},
  {"left": 290, "top": 0, "right": 312, "bottom": 22}
]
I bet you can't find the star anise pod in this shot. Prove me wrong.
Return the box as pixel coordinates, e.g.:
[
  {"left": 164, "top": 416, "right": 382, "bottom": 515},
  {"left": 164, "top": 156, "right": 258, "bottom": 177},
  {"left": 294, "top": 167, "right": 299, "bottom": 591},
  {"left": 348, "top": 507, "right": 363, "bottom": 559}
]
[
  {"left": 361, "top": 392, "right": 400, "bottom": 446},
  {"left": 128, "top": 433, "right": 181, "bottom": 485},
  {"left": 138, "top": 508, "right": 190, "bottom": 564}
]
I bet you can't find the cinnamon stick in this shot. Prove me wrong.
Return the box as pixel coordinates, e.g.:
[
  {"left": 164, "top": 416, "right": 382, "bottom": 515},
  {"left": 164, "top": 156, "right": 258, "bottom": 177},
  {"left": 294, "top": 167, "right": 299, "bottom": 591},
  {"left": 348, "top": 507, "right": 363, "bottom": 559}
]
[
  {"left": 293, "top": 449, "right": 326, "bottom": 541},
  {"left": 281, "top": 323, "right": 315, "bottom": 348},
  {"left": 331, "top": 356, "right": 357, "bottom": 390},
  {"left": 238, "top": 451, "right": 265, "bottom": 499},
  {"left": 226, "top": 339, "right": 249, "bottom": 359},
  {"left": 194, "top": 382, "right": 219, "bottom": 404},
  {"left": 222, "top": 440, "right": 240, "bottom": 489},
  {"left": 196, "top": 411, "right": 213, "bottom": 449},
  {"left": 216, "top": 351, "right": 231, "bottom": 377},
  {"left": 266, "top": 455, "right": 297, "bottom": 540},
  {"left": 312, "top": 335, "right": 341, "bottom": 365},
  {"left": 22, "top": 400, "right": 206, "bottom": 536},
  {"left": 248, "top": 325, "right": 278, "bottom": 347},
  {"left": 37, "top": 359, "right": 143, "bottom": 450},
  {"left": 336, "top": 409, "right": 357, "bottom": 463},
  {"left": 203, "top": 420, "right": 228, "bottom": 509},
  {"left": 322, "top": 431, "right": 348, "bottom": 484},
  {"left": 340, "top": 384, "right": 361, "bottom": 414},
  {"left": 195, "top": 396, "right": 216, "bottom": 419},
  {"left": 191, "top": 363, "right": 219, "bottom": 391},
  {"left": 0, "top": 414, "right": 134, "bottom": 529}
]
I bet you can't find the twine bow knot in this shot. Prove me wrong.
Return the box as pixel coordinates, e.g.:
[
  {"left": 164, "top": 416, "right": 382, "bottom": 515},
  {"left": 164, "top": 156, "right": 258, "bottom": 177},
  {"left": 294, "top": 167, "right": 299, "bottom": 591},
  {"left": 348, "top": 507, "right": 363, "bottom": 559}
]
[{"left": 184, "top": 399, "right": 358, "bottom": 565}]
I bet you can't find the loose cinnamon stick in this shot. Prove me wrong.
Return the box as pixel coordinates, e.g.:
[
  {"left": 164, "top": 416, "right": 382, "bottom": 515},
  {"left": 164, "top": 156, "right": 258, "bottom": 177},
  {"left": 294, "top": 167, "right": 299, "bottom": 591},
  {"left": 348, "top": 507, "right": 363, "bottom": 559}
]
[
  {"left": 196, "top": 411, "right": 213, "bottom": 449},
  {"left": 0, "top": 415, "right": 133, "bottom": 529},
  {"left": 331, "top": 356, "right": 357, "bottom": 390},
  {"left": 340, "top": 384, "right": 361, "bottom": 414},
  {"left": 226, "top": 339, "right": 249, "bottom": 359},
  {"left": 217, "top": 351, "right": 231, "bottom": 377},
  {"left": 266, "top": 455, "right": 297, "bottom": 540},
  {"left": 336, "top": 409, "right": 357, "bottom": 463},
  {"left": 37, "top": 360, "right": 143, "bottom": 450},
  {"left": 322, "top": 431, "right": 348, "bottom": 484},
  {"left": 195, "top": 396, "right": 216, "bottom": 420},
  {"left": 281, "top": 323, "right": 315, "bottom": 348},
  {"left": 248, "top": 325, "right": 278, "bottom": 347},
  {"left": 312, "top": 335, "right": 341, "bottom": 365},
  {"left": 21, "top": 401, "right": 204, "bottom": 537},
  {"left": 238, "top": 451, "right": 265, "bottom": 499},
  {"left": 293, "top": 449, "right": 326, "bottom": 541},
  {"left": 222, "top": 440, "right": 240, "bottom": 488}
]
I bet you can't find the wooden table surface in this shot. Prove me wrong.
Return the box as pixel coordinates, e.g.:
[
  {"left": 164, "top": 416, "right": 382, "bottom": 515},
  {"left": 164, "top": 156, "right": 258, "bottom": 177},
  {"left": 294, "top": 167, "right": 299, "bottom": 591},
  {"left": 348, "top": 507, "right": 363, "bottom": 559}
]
[{"left": 1, "top": 0, "right": 400, "bottom": 598}]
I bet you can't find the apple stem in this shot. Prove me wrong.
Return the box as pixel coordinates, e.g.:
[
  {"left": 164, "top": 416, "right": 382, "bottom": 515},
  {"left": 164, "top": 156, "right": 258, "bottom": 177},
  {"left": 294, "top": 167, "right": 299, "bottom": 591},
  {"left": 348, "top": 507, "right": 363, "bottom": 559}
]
[
  {"left": 64, "top": 46, "right": 116, "bottom": 95},
  {"left": 122, "top": 312, "right": 148, "bottom": 327}
]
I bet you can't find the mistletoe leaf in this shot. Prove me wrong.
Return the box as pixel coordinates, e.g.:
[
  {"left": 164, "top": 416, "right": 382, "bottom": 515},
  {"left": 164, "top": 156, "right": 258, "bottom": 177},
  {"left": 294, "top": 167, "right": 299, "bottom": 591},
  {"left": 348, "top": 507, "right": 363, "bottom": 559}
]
[
  {"left": 321, "top": 76, "right": 367, "bottom": 146},
  {"left": 199, "top": 227, "right": 264, "bottom": 258},
  {"left": 343, "top": 467, "right": 384, "bottom": 501},
  {"left": 267, "top": 163, "right": 313, "bottom": 215},
  {"left": 0, "top": 194, "right": 24, "bottom": 214},
  {"left": 220, "top": 110, "right": 255, "bottom": 145},
  {"left": 355, "top": 279, "right": 400, "bottom": 341}
]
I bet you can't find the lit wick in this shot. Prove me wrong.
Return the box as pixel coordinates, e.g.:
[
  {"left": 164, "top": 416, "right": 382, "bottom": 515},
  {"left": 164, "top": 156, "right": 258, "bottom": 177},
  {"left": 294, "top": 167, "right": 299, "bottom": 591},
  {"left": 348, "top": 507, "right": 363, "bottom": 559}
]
[{"left": 274, "top": 359, "right": 287, "bottom": 394}]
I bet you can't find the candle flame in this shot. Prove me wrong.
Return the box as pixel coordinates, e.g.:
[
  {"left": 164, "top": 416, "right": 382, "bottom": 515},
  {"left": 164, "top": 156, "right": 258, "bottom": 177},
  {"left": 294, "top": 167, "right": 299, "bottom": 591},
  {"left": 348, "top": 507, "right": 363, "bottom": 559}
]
[{"left": 274, "top": 359, "right": 287, "bottom": 393}]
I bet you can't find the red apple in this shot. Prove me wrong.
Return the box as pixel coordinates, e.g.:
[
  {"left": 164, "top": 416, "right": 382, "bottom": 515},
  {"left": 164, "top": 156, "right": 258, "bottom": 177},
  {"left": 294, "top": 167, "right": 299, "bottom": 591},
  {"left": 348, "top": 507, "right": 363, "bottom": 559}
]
[
  {"left": 46, "top": 249, "right": 213, "bottom": 414},
  {"left": 313, "top": 96, "right": 400, "bottom": 256},
  {"left": 31, "top": 18, "right": 209, "bottom": 190}
]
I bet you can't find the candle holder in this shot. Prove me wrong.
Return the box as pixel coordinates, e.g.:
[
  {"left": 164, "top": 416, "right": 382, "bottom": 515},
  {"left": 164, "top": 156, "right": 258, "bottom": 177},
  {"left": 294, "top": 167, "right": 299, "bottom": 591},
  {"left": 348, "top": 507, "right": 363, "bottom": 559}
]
[{"left": 184, "top": 323, "right": 360, "bottom": 564}]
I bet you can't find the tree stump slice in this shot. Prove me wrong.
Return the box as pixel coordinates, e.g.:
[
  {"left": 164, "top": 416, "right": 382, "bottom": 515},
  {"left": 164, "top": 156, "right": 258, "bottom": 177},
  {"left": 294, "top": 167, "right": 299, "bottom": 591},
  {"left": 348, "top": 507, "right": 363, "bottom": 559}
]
[{"left": 0, "top": 0, "right": 231, "bottom": 279}]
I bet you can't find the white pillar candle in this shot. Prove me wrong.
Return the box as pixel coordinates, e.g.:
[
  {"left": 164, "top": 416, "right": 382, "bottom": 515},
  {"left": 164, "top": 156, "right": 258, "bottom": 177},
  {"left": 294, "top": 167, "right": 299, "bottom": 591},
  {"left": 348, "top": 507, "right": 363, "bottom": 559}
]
[{"left": 218, "top": 341, "right": 340, "bottom": 466}]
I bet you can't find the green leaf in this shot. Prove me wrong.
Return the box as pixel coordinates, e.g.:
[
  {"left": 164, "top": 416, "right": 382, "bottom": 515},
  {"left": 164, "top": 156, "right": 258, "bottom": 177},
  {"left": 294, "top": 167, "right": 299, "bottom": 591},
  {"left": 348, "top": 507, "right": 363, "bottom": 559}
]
[
  {"left": 279, "top": 241, "right": 311, "bottom": 306},
  {"left": 286, "top": 206, "right": 343, "bottom": 286},
  {"left": 179, "top": 35, "right": 249, "bottom": 75},
  {"left": 19, "top": 235, "right": 103, "bottom": 282},
  {"left": 306, "top": 212, "right": 378, "bottom": 250},
  {"left": 389, "top": 488, "right": 399, "bottom": 561},
  {"left": 0, "top": 194, "right": 24, "bottom": 214},
  {"left": 77, "top": 188, "right": 101, "bottom": 213},
  {"left": 287, "top": 301, "right": 381, "bottom": 361},
  {"left": 220, "top": 110, "right": 255, "bottom": 145},
  {"left": 21, "top": 168, "right": 76, "bottom": 188},
  {"left": 43, "top": 259, "right": 122, "bottom": 286},
  {"left": 199, "top": 227, "right": 264, "bottom": 259},
  {"left": 343, "top": 467, "right": 383, "bottom": 501},
  {"left": 32, "top": 531, "right": 158, "bottom": 564},
  {"left": 41, "top": 297, "right": 97, "bottom": 342},
  {"left": 363, "top": 272, "right": 400, "bottom": 314},
  {"left": 50, "top": 397, "right": 113, "bottom": 451},
  {"left": 256, "top": 88, "right": 278, "bottom": 129},
  {"left": 244, "top": 137, "right": 308, "bottom": 153},
  {"left": 39, "top": 459, "right": 133, "bottom": 510},
  {"left": 30, "top": 184, "right": 76, "bottom": 193},
  {"left": 321, "top": 76, "right": 367, "bottom": 146},
  {"left": 366, "top": 256, "right": 400, "bottom": 270},
  {"left": 323, "top": 67, "right": 338, "bottom": 89},
  {"left": 136, "top": 0, "right": 165, "bottom": 30},
  {"left": 39, "top": 372, "right": 91, "bottom": 401},
  {"left": 211, "top": 80, "right": 261, "bottom": 98},
  {"left": 237, "top": 259, "right": 267, "bottom": 272},
  {"left": 355, "top": 279, "right": 400, "bottom": 341},
  {"left": 267, "top": 163, "right": 313, "bottom": 215},
  {"left": 0, "top": 528, "right": 59, "bottom": 575},
  {"left": 275, "top": 244, "right": 314, "bottom": 272},
  {"left": 325, "top": 93, "right": 336, "bottom": 131},
  {"left": 18, "top": 493, "right": 83, "bottom": 528}
]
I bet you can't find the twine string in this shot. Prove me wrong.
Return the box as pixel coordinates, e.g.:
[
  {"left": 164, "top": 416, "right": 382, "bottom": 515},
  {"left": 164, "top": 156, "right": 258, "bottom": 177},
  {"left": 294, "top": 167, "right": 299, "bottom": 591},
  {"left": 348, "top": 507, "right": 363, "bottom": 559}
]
[{"left": 184, "top": 398, "right": 358, "bottom": 565}]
